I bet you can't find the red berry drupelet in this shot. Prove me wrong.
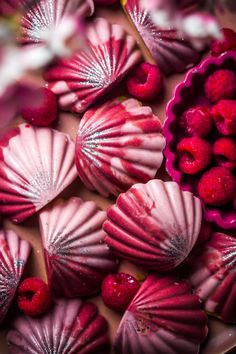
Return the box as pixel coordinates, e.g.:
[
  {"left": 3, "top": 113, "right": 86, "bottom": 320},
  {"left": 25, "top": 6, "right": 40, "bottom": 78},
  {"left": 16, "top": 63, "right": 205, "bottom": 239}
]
[
  {"left": 102, "top": 272, "right": 140, "bottom": 312},
  {"left": 198, "top": 167, "right": 236, "bottom": 206},
  {"left": 127, "top": 62, "right": 163, "bottom": 101},
  {"left": 177, "top": 137, "right": 212, "bottom": 175},
  {"left": 213, "top": 137, "right": 236, "bottom": 170},
  {"left": 204, "top": 69, "right": 236, "bottom": 103},
  {"left": 17, "top": 277, "right": 52, "bottom": 316},
  {"left": 180, "top": 106, "right": 213, "bottom": 137},
  {"left": 212, "top": 99, "right": 236, "bottom": 135},
  {"left": 21, "top": 87, "right": 58, "bottom": 127}
]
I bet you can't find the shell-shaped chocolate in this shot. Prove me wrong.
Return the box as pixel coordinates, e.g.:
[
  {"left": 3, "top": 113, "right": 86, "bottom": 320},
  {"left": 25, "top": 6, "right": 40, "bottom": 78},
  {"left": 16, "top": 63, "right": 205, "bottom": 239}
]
[
  {"left": 123, "top": 0, "right": 200, "bottom": 75},
  {"left": 39, "top": 197, "right": 118, "bottom": 297},
  {"left": 75, "top": 98, "right": 165, "bottom": 197},
  {"left": 45, "top": 18, "right": 142, "bottom": 113},
  {"left": 7, "top": 298, "right": 110, "bottom": 354},
  {"left": 0, "top": 229, "right": 31, "bottom": 325},
  {"left": 189, "top": 232, "right": 236, "bottom": 323},
  {"left": 20, "top": 0, "right": 94, "bottom": 44},
  {"left": 0, "top": 124, "right": 77, "bottom": 223},
  {"left": 114, "top": 274, "right": 208, "bottom": 354},
  {"left": 104, "top": 179, "right": 202, "bottom": 271}
]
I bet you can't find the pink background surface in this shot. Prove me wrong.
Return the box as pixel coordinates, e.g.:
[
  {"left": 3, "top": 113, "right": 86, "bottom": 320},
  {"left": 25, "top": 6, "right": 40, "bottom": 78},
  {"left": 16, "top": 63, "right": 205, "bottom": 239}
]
[{"left": 1, "top": 5, "right": 236, "bottom": 353}]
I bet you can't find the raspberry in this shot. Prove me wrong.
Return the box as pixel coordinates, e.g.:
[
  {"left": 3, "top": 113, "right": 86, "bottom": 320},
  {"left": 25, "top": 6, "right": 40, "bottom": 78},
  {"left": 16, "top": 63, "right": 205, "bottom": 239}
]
[
  {"left": 127, "top": 62, "right": 163, "bottom": 101},
  {"left": 212, "top": 99, "right": 236, "bottom": 135},
  {"left": 177, "top": 137, "right": 212, "bottom": 175},
  {"left": 17, "top": 277, "right": 52, "bottom": 316},
  {"left": 204, "top": 69, "right": 236, "bottom": 103},
  {"left": 211, "top": 28, "right": 236, "bottom": 56},
  {"left": 21, "top": 87, "right": 57, "bottom": 126},
  {"left": 213, "top": 137, "right": 236, "bottom": 170},
  {"left": 180, "top": 106, "right": 213, "bottom": 137},
  {"left": 101, "top": 272, "right": 140, "bottom": 312},
  {"left": 198, "top": 167, "right": 236, "bottom": 206}
]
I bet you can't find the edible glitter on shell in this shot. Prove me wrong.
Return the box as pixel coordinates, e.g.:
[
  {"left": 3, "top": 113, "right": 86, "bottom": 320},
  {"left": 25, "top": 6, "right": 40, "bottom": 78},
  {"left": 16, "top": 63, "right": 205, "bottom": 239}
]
[
  {"left": 13, "top": 259, "right": 25, "bottom": 269},
  {"left": 0, "top": 271, "right": 18, "bottom": 316},
  {"left": 165, "top": 234, "right": 189, "bottom": 260}
]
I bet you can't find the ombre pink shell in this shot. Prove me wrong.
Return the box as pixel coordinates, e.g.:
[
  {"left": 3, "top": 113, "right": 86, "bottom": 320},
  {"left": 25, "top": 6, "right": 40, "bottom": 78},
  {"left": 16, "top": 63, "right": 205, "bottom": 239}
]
[
  {"left": 45, "top": 18, "right": 142, "bottom": 113},
  {"left": 114, "top": 274, "right": 208, "bottom": 354},
  {"left": 0, "top": 229, "right": 31, "bottom": 325},
  {"left": 189, "top": 232, "right": 236, "bottom": 324},
  {"left": 39, "top": 197, "right": 118, "bottom": 297},
  {"left": 7, "top": 298, "right": 110, "bottom": 354},
  {"left": 75, "top": 98, "right": 165, "bottom": 197},
  {"left": 123, "top": 0, "right": 200, "bottom": 75},
  {"left": 104, "top": 179, "right": 202, "bottom": 271},
  {"left": 20, "top": 0, "right": 94, "bottom": 45},
  {"left": 0, "top": 124, "right": 77, "bottom": 223}
]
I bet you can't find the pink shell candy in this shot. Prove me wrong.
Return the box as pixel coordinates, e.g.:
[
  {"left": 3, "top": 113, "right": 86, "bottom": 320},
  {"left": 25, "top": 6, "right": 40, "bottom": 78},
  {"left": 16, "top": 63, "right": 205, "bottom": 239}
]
[
  {"left": 0, "top": 229, "right": 31, "bottom": 325},
  {"left": 123, "top": 0, "right": 200, "bottom": 75},
  {"left": 0, "top": 124, "right": 77, "bottom": 222},
  {"left": 189, "top": 232, "right": 236, "bottom": 323},
  {"left": 20, "top": 0, "right": 94, "bottom": 45},
  {"left": 114, "top": 274, "right": 208, "bottom": 354},
  {"left": 75, "top": 98, "right": 165, "bottom": 197},
  {"left": 39, "top": 197, "right": 118, "bottom": 297},
  {"left": 104, "top": 179, "right": 202, "bottom": 271},
  {"left": 45, "top": 18, "right": 142, "bottom": 113},
  {"left": 7, "top": 298, "right": 110, "bottom": 354}
]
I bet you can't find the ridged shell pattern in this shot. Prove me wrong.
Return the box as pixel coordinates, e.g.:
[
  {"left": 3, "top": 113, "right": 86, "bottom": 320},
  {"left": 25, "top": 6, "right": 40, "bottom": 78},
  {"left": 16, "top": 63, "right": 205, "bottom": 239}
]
[
  {"left": 0, "top": 124, "right": 77, "bottom": 223},
  {"left": 75, "top": 98, "right": 165, "bottom": 197},
  {"left": 123, "top": 0, "right": 200, "bottom": 75},
  {"left": 104, "top": 179, "right": 202, "bottom": 271},
  {"left": 114, "top": 274, "right": 208, "bottom": 354},
  {"left": 39, "top": 197, "right": 118, "bottom": 297},
  {"left": 45, "top": 18, "right": 142, "bottom": 113},
  {"left": 20, "top": 0, "right": 94, "bottom": 44},
  {"left": 0, "top": 229, "right": 31, "bottom": 325},
  {"left": 7, "top": 298, "right": 110, "bottom": 354},
  {"left": 189, "top": 232, "right": 236, "bottom": 324}
]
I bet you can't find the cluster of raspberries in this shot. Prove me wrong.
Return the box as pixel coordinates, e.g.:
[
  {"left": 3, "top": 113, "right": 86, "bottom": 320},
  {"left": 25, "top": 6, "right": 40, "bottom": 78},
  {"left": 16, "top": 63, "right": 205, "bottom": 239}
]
[{"left": 177, "top": 69, "right": 236, "bottom": 207}]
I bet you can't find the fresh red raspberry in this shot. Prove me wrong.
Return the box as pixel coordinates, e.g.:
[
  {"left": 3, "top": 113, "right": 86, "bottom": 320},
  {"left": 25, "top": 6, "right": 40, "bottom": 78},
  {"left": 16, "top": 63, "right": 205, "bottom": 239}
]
[
  {"left": 211, "top": 28, "right": 236, "bottom": 56},
  {"left": 195, "top": 221, "right": 212, "bottom": 247},
  {"left": 127, "top": 62, "right": 163, "bottom": 101},
  {"left": 101, "top": 272, "right": 140, "bottom": 312},
  {"left": 212, "top": 99, "right": 236, "bottom": 135},
  {"left": 204, "top": 69, "right": 236, "bottom": 103},
  {"left": 213, "top": 137, "right": 236, "bottom": 170},
  {"left": 176, "top": 137, "right": 212, "bottom": 175},
  {"left": 21, "top": 87, "right": 57, "bottom": 126},
  {"left": 198, "top": 167, "right": 236, "bottom": 206},
  {"left": 17, "top": 277, "right": 52, "bottom": 316},
  {"left": 180, "top": 106, "right": 213, "bottom": 137},
  {"left": 95, "top": 0, "right": 117, "bottom": 4}
]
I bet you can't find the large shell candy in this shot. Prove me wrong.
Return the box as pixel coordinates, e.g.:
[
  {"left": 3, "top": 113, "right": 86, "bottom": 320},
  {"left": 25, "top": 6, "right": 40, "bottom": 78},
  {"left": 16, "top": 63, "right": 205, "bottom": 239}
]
[
  {"left": 20, "top": 0, "right": 94, "bottom": 44},
  {"left": 104, "top": 179, "right": 202, "bottom": 271},
  {"left": 45, "top": 18, "right": 142, "bottom": 113},
  {"left": 39, "top": 197, "right": 118, "bottom": 297},
  {"left": 114, "top": 274, "right": 208, "bottom": 354},
  {"left": 0, "top": 124, "right": 77, "bottom": 223},
  {"left": 0, "top": 229, "right": 31, "bottom": 325},
  {"left": 122, "top": 0, "right": 200, "bottom": 75},
  {"left": 75, "top": 98, "right": 165, "bottom": 197},
  {"left": 7, "top": 298, "right": 110, "bottom": 354},
  {"left": 189, "top": 232, "right": 236, "bottom": 324}
]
